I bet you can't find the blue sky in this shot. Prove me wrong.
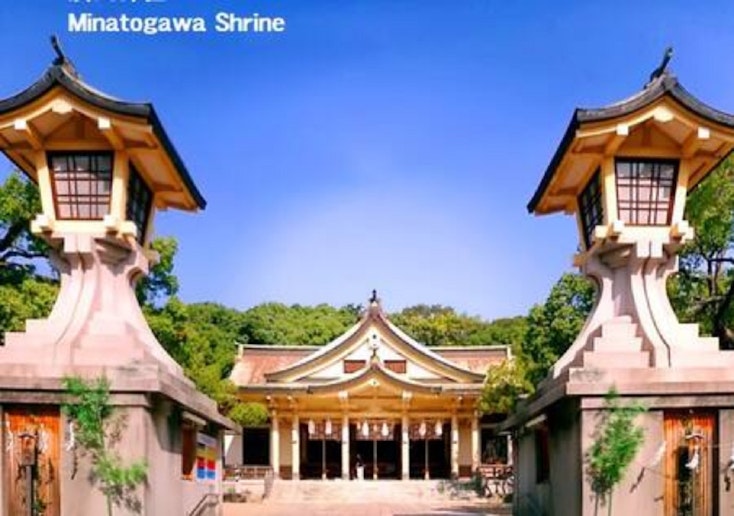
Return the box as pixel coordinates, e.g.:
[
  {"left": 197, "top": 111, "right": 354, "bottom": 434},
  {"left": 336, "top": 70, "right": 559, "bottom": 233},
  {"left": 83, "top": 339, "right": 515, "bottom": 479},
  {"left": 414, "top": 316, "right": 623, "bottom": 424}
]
[{"left": 1, "top": 1, "right": 733, "bottom": 319}]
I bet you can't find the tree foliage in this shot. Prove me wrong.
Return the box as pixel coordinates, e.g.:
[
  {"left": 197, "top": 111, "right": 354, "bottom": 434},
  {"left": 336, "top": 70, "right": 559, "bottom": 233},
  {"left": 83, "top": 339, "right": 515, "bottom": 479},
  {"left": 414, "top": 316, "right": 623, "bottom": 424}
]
[
  {"left": 477, "top": 358, "right": 533, "bottom": 414},
  {"left": 670, "top": 156, "right": 734, "bottom": 346},
  {"left": 0, "top": 275, "right": 58, "bottom": 337},
  {"left": 585, "top": 388, "right": 645, "bottom": 515},
  {"left": 522, "top": 273, "right": 595, "bottom": 385},
  {"left": 135, "top": 236, "right": 180, "bottom": 308},
  {"left": 0, "top": 171, "right": 48, "bottom": 277},
  {"left": 227, "top": 402, "right": 269, "bottom": 428},
  {"left": 62, "top": 376, "right": 147, "bottom": 516},
  {"left": 479, "top": 273, "right": 595, "bottom": 414},
  {"left": 391, "top": 304, "right": 526, "bottom": 348},
  {"left": 240, "top": 302, "right": 360, "bottom": 346}
]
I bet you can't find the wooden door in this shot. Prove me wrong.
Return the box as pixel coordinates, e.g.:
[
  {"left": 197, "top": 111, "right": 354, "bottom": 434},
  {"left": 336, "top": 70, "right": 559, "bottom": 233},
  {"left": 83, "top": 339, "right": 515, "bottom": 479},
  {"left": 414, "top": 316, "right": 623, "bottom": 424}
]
[
  {"left": 664, "top": 411, "right": 716, "bottom": 516},
  {"left": 3, "top": 405, "right": 61, "bottom": 516}
]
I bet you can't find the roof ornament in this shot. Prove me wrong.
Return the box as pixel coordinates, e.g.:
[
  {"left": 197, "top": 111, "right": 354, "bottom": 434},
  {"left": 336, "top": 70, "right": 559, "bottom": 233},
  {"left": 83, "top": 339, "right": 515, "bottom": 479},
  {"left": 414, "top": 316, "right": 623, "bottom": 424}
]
[
  {"left": 50, "top": 34, "right": 80, "bottom": 79},
  {"left": 646, "top": 46, "right": 673, "bottom": 87},
  {"left": 369, "top": 289, "right": 378, "bottom": 304}
]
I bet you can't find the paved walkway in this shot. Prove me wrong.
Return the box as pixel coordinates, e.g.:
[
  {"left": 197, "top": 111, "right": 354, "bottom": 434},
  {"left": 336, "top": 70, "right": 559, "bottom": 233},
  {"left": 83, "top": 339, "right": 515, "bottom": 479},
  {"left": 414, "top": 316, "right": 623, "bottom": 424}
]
[{"left": 223, "top": 501, "right": 512, "bottom": 516}]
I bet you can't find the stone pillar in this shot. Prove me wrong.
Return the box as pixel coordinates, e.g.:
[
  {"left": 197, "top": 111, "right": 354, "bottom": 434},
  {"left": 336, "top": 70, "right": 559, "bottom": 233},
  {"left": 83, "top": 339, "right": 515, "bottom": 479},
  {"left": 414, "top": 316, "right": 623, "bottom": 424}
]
[
  {"left": 291, "top": 415, "right": 300, "bottom": 480},
  {"left": 471, "top": 414, "right": 480, "bottom": 472},
  {"left": 507, "top": 434, "right": 513, "bottom": 466},
  {"left": 401, "top": 413, "right": 410, "bottom": 480},
  {"left": 341, "top": 414, "right": 350, "bottom": 480},
  {"left": 270, "top": 412, "right": 280, "bottom": 478},
  {"left": 224, "top": 432, "right": 243, "bottom": 465},
  {"left": 451, "top": 413, "right": 459, "bottom": 479}
]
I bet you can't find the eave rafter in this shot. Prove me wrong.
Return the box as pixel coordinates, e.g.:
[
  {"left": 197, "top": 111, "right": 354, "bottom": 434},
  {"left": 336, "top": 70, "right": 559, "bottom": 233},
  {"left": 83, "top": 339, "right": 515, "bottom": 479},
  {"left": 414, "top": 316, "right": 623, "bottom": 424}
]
[
  {"left": 603, "top": 124, "right": 629, "bottom": 156},
  {"left": 13, "top": 119, "right": 43, "bottom": 150},
  {"left": 98, "top": 117, "right": 124, "bottom": 150}
]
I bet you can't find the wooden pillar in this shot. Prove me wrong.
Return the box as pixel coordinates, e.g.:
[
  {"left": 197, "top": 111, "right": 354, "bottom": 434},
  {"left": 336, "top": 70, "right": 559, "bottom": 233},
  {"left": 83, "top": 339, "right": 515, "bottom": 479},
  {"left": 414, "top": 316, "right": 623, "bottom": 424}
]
[
  {"left": 450, "top": 413, "right": 459, "bottom": 479},
  {"left": 270, "top": 412, "right": 280, "bottom": 478},
  {"left": 110, "top": 150, "right": 130, "bottom": 221},
  {"left": 401, "top": 413, "right": 409, "bottom": 480},
  {"left": 341, "top": 414, "right": 350, "bottom": 480},
  {"left": 471, "top": 414, "right": 480, "bottom": 472},
  {"left": 291, "top": 415, "right": 300, "bottom": 480}
]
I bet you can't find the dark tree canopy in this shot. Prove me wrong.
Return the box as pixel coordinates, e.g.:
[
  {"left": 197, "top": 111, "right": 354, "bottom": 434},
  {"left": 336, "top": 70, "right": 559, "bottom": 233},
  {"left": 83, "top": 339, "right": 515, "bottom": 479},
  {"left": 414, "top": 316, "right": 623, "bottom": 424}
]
[{"left": 670, "top": 156, "right": 734, "bottom": 347}]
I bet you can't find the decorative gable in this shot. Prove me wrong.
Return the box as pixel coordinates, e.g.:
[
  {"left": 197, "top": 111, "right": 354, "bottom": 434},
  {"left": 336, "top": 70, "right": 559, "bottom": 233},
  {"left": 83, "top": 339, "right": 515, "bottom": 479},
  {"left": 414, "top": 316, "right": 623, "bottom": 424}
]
[{"left": 264, "top": 295, "right": 488, "bottom": 385}]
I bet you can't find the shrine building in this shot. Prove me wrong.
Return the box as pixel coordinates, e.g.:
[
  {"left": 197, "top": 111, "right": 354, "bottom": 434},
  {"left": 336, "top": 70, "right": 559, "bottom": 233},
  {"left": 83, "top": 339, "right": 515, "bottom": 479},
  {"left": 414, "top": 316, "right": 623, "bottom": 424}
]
[{"left": 228, "top": 294, "right": 510, "bottom": 481}]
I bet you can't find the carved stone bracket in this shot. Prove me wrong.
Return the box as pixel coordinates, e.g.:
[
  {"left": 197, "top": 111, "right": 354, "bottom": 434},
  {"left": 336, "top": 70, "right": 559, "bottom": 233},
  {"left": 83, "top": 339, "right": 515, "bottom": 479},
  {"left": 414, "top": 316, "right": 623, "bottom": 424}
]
[
  {"left": 552, "top": 236, "right": 734, "bottom": 379},
  {"left": 2, "top": 232, "right": 185, "bottom": 377}
]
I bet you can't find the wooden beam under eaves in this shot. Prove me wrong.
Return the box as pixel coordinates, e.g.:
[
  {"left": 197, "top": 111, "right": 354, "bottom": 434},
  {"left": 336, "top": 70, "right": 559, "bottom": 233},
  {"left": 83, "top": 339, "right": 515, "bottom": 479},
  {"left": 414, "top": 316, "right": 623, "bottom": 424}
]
[
  {"left": 682, "top": 127, "right": 710, "bottom": 158},
  {"left": 98, "top": 117, "right": 125, "bottom": 150},
  {"left": 604, "top": 124, "right": 629, "bottom": 157},
  {"left": 13, "top": 119, "right": 43, "bottom": 150}
]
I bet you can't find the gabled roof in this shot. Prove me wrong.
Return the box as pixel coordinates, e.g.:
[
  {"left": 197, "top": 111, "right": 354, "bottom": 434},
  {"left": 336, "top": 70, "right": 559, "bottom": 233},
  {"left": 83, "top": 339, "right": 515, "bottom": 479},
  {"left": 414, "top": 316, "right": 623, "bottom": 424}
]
[
  {"left": 0, "top": 60, "right": 205, "bottom": 209},
  {"left": 527, "top": 70, "right": 734, "bottom": 213},
  {"left": 230, "top": 344, "right": 508, "bottom": 386},
  {"left": 240, "top": 359, "right": 484, "bottom": 397},
  {"left": 262, "top": 299, "right": 490, "bottom": 384}
]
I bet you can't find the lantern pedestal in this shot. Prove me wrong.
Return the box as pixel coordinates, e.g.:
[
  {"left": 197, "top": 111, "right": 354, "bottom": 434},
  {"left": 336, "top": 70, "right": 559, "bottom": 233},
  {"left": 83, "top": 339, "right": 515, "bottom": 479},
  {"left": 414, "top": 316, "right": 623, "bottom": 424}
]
[
  {"left": 551, "top": 235, "right": 734, "bottom": 380},
  {"left": 3, "top": 232, "right": 186, "bottom": 379}
]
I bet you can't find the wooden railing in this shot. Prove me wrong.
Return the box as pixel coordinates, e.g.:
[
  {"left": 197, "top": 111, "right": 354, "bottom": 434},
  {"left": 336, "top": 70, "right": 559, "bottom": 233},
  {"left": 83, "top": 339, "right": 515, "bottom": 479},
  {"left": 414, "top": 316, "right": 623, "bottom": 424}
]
[
  {"left": 223, "top": 465, "right": 275, "bottom": 501},
  {"left": 224, "top": 464, "right": 273, "bottom": 481}
]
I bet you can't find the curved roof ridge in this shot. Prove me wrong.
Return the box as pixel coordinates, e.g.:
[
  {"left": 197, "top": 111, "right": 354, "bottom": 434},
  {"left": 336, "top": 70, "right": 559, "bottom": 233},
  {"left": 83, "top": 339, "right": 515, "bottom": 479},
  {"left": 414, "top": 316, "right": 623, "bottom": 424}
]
[
  {"left": 379, "top": 313, "right": 485, "bottom": 380},
  {"left": 0, "top": 60, "right": 206, "bottom": 209},
  {"left": 527, "top": 71, "right": 734, "bottom": 213},
  {"left": 264, "top": 304, "right": 487, "bottom": 382},
  {"left": 0, "top": 63, "right": 150, "bottom": 116},
  {"left": 263, "top": 316, "right": 366, "bottom": 377}
]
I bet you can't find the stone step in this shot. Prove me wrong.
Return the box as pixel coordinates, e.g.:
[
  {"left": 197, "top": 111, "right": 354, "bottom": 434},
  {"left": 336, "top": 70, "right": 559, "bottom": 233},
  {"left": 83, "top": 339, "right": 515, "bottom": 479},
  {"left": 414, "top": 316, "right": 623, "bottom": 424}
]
[
  {"left": 672, "top": 326, "right": 719, "bottom": 351},
  {"left": 600, "top": 318, "right": 638, "bottom": 340},
  {"left": 266, "top": 479, "right": 473, "bottom": 503},
  {"left": 582, "top": 351, "right": 650, "bottom": 368},
  {"left": 591, "top": 336, "right": 643, "bottom": 352},
  {"left": 669, "top": 349, "right": 734, "bottom": 368}
]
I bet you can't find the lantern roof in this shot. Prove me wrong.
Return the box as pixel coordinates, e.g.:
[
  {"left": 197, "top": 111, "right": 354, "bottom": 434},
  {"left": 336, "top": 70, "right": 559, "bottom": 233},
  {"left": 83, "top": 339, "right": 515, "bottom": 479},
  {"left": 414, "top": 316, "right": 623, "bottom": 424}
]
[
  {"left": 528, "top": 65, "right": 734, "bottom": 216},
  {"left": 0, "top": 50, "right": 205, "bottom": 210}
]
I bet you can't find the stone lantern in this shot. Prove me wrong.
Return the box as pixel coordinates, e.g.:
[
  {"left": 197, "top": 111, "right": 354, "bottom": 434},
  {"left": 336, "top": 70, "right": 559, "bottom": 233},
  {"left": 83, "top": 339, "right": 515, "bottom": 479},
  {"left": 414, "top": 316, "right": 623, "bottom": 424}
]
[
  {"left": 528, "top": 59, "right": 734, "bottom": 373},
  {"left": 0, "top": 42, "right": 235, "bottom": 516},
  {"left": 509, "top": 54, "right": 734, "bottom": 516},
  {"left": 1, "top": 45, "right": 204, "bottom": 374}
]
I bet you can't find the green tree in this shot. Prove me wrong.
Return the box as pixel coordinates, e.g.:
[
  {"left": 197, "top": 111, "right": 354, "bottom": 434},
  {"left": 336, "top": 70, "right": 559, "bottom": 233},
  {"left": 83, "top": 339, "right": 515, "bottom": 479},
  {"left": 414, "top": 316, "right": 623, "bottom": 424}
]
[
  {"left": 0, "top": 172, "right": 57, "bottom": 338},
  {"left": 522, "top": 273, "right": 595, "bottom": 385},
  {"left": 227, "top": 402, "right": 269, "bottom": 428},
  {"left": 479, "top": 273, "right": 594, "bottom": 414},
  {"left": 0, "top": 275, "right": 58, "bottom": 336},
  {"left": 390, "top": 304, "right": 508, "bottom": 347},
  {"left": 586, "top": 388, "right": 645, "bottom": 516},
  {"left": 670, "top": 156, "right": 734, "bottom": 346},
  {"left": 481, "top": 316, "right": 528, "bottom": 352},
  {"left": 0, "top": 171, "right": 48, "bottom": 278},
  {"left": 135, "top": 236, "right": 180, "bottom": 308},
  {"left": 241, "top": 302, "right": 359, "bottom": 346},
  {"left": 478, "top": 358, "right": 534, "bottom": 414}
]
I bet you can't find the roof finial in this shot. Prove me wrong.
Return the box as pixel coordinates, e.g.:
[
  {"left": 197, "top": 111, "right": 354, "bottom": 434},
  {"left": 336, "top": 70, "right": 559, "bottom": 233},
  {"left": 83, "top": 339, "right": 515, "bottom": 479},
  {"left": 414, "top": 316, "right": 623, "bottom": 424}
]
[
  {"left": 369, "top": 289, "right": 378, "bottom": 304},
  {"left": 647, "top": 46, "right": 673, "bottom": 86},
  {"left": 50, "top": 35, "right": 79, "bottom": 78}
]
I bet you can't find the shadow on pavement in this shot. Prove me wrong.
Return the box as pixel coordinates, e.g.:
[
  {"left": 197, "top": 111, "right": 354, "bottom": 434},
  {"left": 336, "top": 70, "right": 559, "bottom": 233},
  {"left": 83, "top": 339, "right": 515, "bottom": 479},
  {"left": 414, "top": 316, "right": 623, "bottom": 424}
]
[{"left": 394, "top": 504, "right": 512, "bottom": 516}]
